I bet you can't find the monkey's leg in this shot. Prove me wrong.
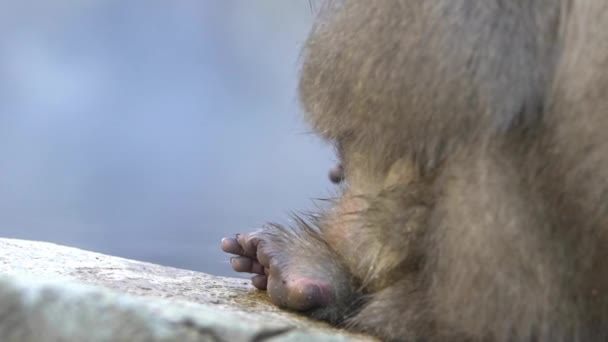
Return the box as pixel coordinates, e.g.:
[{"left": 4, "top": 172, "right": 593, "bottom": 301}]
[
  {"left": 345, "top": 275, "right": 433, "bottom": 342},
  {"left": 348, "top": 146, "right": 573, "bottom": 342},
  {"left": 425, "top": 148, "right": 573, "bottom": 341},
  {"left": 221, "top": 220, "right": 359, "bottom": 323}
]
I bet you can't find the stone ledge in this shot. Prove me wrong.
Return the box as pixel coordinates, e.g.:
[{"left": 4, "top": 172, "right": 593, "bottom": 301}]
[{"left": 0, "top": 238, "right": 375, "bottom": 342}]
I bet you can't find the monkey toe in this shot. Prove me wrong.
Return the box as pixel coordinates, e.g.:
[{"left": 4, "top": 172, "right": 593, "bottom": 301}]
[
  {"left": 230, "top": 256, "right": 265, "bottom": 274},
  {"left": 221, "top": 237, "right": 243, "bottom": 255},
  {"left": 221, "top": 233, "right": 261, "bottom": 259},
  {"left": 252, "top": 274, "right": 268, "bottom": 290},
  {"left": 268, "top": 276, "right": 333, "bottom": 312}
]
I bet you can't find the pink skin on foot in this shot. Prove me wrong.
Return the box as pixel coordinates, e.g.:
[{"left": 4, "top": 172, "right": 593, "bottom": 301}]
[{"left": 221, "top": 234, "right": 334, "bottom": 311}]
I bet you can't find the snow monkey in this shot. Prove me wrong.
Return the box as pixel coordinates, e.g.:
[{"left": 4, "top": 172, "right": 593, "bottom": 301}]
[{"left": 222, "top": 1, "right": 608, "bottom": 341}]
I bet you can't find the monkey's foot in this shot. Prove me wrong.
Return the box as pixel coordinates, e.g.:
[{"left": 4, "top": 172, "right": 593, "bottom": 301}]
[
  {"left": 221, "top": 233, "right": 335, "bottom": 311},
  {"left": 221, "top": 228, "right": 355, "bottom": 321}
]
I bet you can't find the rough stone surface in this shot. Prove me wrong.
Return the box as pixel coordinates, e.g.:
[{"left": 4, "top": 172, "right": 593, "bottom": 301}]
[{"left": 0, "top": 238, "right": 376, "bottom": 342}]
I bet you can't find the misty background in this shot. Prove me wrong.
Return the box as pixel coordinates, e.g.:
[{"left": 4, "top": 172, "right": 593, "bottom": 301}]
[{"left": 0, "top": 1, "right": 336, "bottom": 277}]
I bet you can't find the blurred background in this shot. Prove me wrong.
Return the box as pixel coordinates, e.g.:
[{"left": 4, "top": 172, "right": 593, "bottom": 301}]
[{"left": 0, "top": 1, "right": 336, "bottom": 277}]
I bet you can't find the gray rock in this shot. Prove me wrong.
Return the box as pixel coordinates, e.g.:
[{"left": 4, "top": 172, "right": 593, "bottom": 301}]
[{"left": 0, "top": 238, "right": 376, "bottom": 342}]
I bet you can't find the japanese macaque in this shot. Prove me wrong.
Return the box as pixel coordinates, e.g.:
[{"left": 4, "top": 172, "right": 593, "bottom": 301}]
[{"left": 222, "top": 1, "right": 608, "bottom": 341}]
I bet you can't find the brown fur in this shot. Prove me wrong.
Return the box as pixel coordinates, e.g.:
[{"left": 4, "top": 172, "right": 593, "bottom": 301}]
[{"left": 224, "top": 1, "right": 608, "bottom": 340}]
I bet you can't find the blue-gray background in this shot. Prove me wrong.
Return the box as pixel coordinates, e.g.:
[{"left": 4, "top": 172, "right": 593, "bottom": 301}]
[{"left": 0, "top": 1, "right": 335, "bottom": 277}]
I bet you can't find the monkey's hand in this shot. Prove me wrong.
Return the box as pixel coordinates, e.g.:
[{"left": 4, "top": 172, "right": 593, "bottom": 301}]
[{"left": 221, "top": 222, "right": 358, "bottom": 323}]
